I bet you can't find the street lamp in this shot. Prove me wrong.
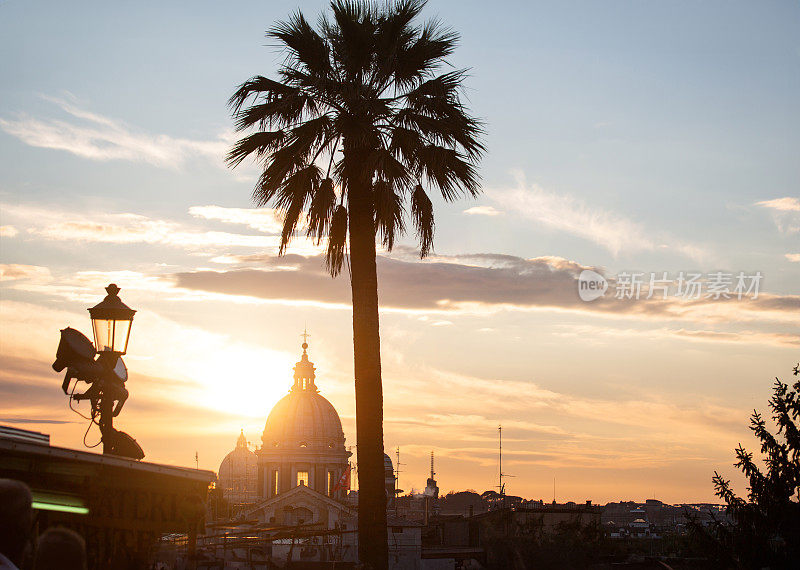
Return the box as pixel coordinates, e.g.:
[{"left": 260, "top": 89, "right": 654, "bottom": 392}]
[
  {"left": 52, "top": 283, "right": 144, "bottom": 459},
  {"left": 88, "top": 284, "right": 135, "bottom": 355}
]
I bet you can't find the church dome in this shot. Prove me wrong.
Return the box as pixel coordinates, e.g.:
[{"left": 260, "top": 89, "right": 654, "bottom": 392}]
[
  {"left": 220, "top": 429, "right": 257, "bottom": 471},
  {"left": 261, "top": 342, "right": 345, "bottom": 450},
  {"left": 218, "top": 430, "right": 258, "bottom": 504}
]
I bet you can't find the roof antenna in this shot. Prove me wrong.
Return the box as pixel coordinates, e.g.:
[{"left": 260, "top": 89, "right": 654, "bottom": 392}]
[{"left": 497, "top": 425, "right": 514, "bottom": 500}]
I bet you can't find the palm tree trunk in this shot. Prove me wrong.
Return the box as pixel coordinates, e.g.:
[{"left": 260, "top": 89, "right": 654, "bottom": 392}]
[{"left": 348, "top": 180, "right": 388, "bottom": 570}]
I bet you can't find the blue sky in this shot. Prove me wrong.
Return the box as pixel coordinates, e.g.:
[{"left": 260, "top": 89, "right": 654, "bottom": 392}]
[{"left": 1, "top": 0, "right": 798, "bottom": 502}]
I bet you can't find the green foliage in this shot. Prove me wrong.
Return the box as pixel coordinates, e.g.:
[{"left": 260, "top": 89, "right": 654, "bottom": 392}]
[{"left": 705, "top": 364, "right": 800, "bottom": 568}]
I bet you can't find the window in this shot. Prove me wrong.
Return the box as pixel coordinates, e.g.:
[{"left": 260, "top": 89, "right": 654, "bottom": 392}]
[
  {"left": 327, "top": 471, "right": 336, "bottom": 497},
  {"left": 297, "top": 471, "right": 309, "bottom": 487},
  {"left": 271, "top": 469, "right": 280, "bottom": 496}
]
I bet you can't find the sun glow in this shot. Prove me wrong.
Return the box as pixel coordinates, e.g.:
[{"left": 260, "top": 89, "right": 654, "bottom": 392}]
[{"left": 190, "top": 345, "right": 295, "bottom": 418}]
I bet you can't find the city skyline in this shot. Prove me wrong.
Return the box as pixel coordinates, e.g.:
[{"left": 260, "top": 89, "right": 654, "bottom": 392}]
[{"left": 1, "top": 0, "right": 799, "bottom": 505}]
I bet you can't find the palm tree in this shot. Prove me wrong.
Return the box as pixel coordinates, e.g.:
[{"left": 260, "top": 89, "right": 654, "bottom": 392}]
[{"left": 227, "top": 1, "right": 483, "bottom": 566}]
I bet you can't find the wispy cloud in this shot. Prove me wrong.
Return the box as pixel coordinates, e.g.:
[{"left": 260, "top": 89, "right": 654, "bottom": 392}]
[
  {"left": 786, "top": 253, "right": 800, "bottom": 263},
  {"left": 0, "top": 96, "right": 231, "bottom": 169},
  {"left": 552, "top": 323, "right": 799, "bottom": 348},
  {"left": 0, "top": 225, "right": 18, "bottom": 237},
  {"left": 0, "top": 264, "right": 52, "bottom": 282},
  {"left": 756, "top": 197, "right": 800, "bottom": 212},
  {"left": 189, "top": 205, "right": 284, "bottom": 234},
  {"left": 755, "top": 197, "right": 800, "bottom": 234},
  {"left": 669, "top": 328, "right": 799, "bottom": 346},
  {"left": 487, "top": 171, "right": 706, "bottom": 259},
  {"left": 463, "top": 205, "right": 502, "bottom": 216},
  {"left": 32, "top": 214, "right": 280, "bottom": 249},
  {"left": 1, "top": 203, "right": 321, "bottom": 254}
]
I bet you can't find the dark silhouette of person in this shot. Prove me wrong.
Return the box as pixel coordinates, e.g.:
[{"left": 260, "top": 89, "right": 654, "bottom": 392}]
[
  {"left": 33, "top": 527, "right": 87, "bottom": 570},
  {"left": 0, "top": 479, "right": 33, "bottom": 570}
]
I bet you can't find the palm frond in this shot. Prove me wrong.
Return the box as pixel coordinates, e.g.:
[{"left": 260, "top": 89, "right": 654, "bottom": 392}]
[
  {"left": 398, "top": 74, "right": 486, "bottom": 159},
  {"left": 373, "top": 179, "right": 405, "bottom": 250},
  {"left": 233, "top": 93, "right": 313, "bottom": 131},
  {"left": 226, "top": 130, "right": 286, "bottom": 167},
  {"left": 330, "top": 0, "right": 378, "bottom": 81},
  {"left": 228, "top": 76, "right": 297, "bottom": 114},
  {"left": 307, "top": 177, "right": 338, "bottom": 243},
  {"left": 392, "top": 18, "right": 458, "bottom": 89},
  {"left": 290, "top": 114, "right": 335, "bottom": 154},
  {"left": 252, "top": 141, "right": 317, "bottom": 205},
  {"left": 326, "top": 204, "right": 349, "bottom": 276},
  {"left": 415, "top": 144, "right": 480, "bottom": 200},
  {"left": 372, "top": 0, "right": 425, "bottom": 88},
  {"left": 269, "top": 11, "right": 332, "bottom": 77},
  {"left": 388, "top": 126, "right": 421, "bottom": 163},
  {"left": 410, "top": 183, "right": 434, "bottom": 257},
  {"left": 368, "top": 147, "right": 413, "bottom": 188},
  {"left": 276, "top": 165, "right": 321, "bottom": 253},
  {"left": 275, "top": 164, "right": 321, "bottom": 211}
]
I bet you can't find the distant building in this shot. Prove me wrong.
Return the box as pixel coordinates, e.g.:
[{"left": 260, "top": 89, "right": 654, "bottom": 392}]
[
  {"left": 601, "top": 499, "right": 730, "bottom": 539},
  {"left": 206, "top": 339, "right": 421, "bottom": 568},
  {"left": 427, "top": 502, "right": 601, "bottom": 568},
  {"left": 385, "top": 452, "right": 397, "bottom": 503},
  {"left": 248, "top": 340, "right": 354, "bottom": 528},
  {"left": 217, "top": 429, "right": 258, "bottom": 509}
]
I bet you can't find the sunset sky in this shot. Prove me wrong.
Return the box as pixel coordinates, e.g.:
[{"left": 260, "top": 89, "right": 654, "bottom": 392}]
[{"left": 1, "top": 0, "right": 798, "bottom": 504}]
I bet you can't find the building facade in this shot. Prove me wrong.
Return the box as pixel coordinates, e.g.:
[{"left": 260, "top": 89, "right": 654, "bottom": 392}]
[{"left": 207, "top": 339, "right": 424, "bottom": 567}]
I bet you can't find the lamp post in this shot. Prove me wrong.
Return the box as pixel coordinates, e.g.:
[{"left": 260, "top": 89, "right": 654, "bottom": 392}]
[
  {"left": 87, "top": 284, "right": 135, "bottom": 455},
  {"left": 53, "top": 284, "right": 143, "bottom": 458}
]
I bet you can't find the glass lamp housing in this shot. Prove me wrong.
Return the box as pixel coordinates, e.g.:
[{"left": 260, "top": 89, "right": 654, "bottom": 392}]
[{"left": 88, "top": 284, "right": 136, "bottom": 354}]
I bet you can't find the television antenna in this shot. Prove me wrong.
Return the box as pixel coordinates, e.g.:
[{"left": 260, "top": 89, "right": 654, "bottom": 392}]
[
  {"left": 395, "top": 446, "right": 405, "bottom": 515},
  {"left": 497, "top": 425, "right": 514, "bottom": 501}
]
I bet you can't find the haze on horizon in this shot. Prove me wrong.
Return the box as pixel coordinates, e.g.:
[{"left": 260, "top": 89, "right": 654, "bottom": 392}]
[{"left": 0, "top": 0, "right": 798, "bottom": 505}]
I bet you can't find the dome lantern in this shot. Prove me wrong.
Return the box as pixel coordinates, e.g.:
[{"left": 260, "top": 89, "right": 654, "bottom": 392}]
[
  {"left": 292, "top": 336, "right": 317, "bottom": 392},
  {"left": 236, "top": 429, "right": 247, "bottom": 449}
]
